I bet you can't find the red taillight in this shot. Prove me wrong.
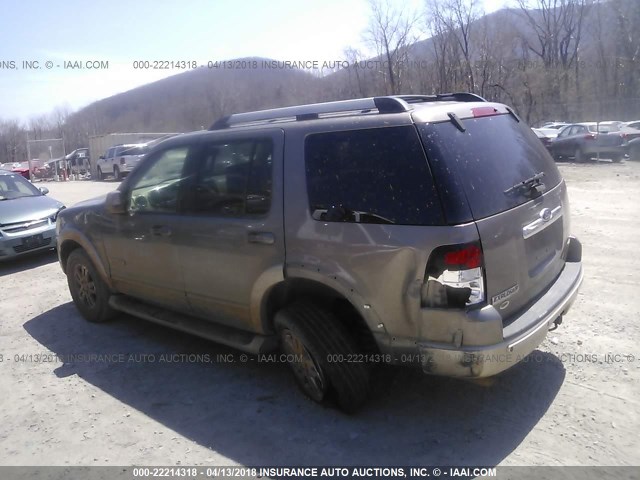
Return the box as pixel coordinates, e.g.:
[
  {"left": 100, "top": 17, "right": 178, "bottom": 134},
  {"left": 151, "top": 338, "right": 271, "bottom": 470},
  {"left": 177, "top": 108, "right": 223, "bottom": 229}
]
[
  {"left": 472, "top": 107, "right": 498, "bottom": 118},
  {"left": 120, "top": 157, "right": 126, "bottom": 165},
  {"left": 424, "top": 242, "right": 486, "bottom": 308},
  {"left": 584, "top": 134, "right": 596, "bottom": 140},
  {"left": 444, "top": 244, "right": 482, "bottom": 269}
]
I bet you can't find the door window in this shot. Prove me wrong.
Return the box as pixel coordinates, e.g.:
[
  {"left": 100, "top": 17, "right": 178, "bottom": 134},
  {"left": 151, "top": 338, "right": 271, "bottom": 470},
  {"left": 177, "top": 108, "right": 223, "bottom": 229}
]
[
  {"left": 188, "top": 139, "right": 273, "bottom": 216},
  {"left": 127, "top": 146, "right": 190, "bottom": 214}
]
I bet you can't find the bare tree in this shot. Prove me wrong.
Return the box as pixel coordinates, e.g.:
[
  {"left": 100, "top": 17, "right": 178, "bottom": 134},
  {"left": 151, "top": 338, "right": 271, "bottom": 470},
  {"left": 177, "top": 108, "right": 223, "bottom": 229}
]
[
  {"left": 515, "top": 0, "right": 591, "bottom": 117},
  {"left": 427, "top": 0, "right": 483, "bottom": 92},
  {"left": 366, "top": 0, "right": 420, "bottom": 94},
  {"left": 0, "top": 119, "right": 26, "bottom": 164},
  {"left": 611, "top": 0, "right": 640, "bottom": 117}
]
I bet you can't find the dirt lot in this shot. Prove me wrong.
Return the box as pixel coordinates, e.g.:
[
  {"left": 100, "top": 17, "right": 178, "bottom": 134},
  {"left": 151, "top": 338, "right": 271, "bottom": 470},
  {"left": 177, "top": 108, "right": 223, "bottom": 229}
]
[{"left": 1, "top": 164, "right": 639, "bottom": 467}]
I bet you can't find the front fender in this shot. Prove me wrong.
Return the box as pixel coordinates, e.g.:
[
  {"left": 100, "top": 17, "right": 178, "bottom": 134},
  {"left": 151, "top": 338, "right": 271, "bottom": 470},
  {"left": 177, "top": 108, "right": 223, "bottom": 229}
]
[{"left": 58, "top": 227, "right": 113, "bottom": 291}]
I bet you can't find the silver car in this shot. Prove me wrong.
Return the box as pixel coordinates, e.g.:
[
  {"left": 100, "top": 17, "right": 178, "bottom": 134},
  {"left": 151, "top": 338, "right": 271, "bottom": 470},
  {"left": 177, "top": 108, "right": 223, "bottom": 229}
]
[
  {"left": 549, "top": 122, "right": 627, "bottom": 162},
  {"left": 0, "top": 170, "right": 65, "bottom": 260}
]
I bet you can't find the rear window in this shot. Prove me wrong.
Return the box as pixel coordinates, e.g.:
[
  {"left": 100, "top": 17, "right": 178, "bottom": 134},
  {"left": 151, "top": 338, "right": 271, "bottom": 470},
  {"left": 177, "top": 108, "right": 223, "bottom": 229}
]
[
  {"left": 121, "top": 146, "right": 149, "bottom": 156},
  {"left": 419, "top": 114, "right": 562, "bottom": 220},
  {"left": 588, "top": 124, "right": 619, "bottom": 133},
  {"left": 305, "top": 126, "right": 444, "bottom": 225}
]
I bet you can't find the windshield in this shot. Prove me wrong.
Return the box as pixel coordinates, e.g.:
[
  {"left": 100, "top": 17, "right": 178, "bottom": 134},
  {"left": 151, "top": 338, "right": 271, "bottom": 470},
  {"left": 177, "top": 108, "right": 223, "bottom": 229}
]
[{"left": 0, "top": 174, "right": 42, "bottom": 200}]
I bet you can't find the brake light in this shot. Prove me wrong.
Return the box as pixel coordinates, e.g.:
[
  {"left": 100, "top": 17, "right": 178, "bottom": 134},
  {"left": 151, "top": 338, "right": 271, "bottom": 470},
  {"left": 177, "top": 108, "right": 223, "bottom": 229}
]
[
  {"left": 444, "top": 244, "right": 482, "bottom": 269},
  {"left": 423, "top": 242, "right": 485, "bottom": 308},
  {"left": 120, "top": 157, "right": 126, "bottom": 165},
  {"left": 471, "top": 107, "right": 498, "bottom": 118}
]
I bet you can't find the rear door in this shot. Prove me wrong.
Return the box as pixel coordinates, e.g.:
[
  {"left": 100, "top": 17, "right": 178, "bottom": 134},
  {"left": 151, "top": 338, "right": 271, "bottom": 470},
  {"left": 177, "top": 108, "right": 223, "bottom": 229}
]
[
  {"left": 419, "top": 113, "right": 568, "bottom": 320},
  {"left": 175, "top": 129, "right": 285, "bottom": 332}
]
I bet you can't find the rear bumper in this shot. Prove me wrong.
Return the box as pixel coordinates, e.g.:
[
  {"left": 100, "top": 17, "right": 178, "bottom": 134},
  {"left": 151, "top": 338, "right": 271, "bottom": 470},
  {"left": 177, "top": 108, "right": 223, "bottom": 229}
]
[
  {"left": 417, "top": 260, "right": 583, "bottom": 378},
  {"left": 582, "top": 145, "right": 625, "bottom": 157}
]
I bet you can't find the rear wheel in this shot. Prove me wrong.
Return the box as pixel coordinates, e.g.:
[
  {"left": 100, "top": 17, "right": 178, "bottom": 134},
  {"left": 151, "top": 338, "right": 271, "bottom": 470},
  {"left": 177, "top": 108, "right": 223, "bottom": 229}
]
[
  {"left": 275, "top": 301, "right": 370, "bottom": 413},
  {"left": 573, "top": 148, "right": 585, "bottom": 163},
  {"left": 610, "top": 154, "right": 623, "bottom": 163},
  {"left": 97, "top": 166, "right": 104, "bottom": 181},
  {"left": 113, "top": 165, "right": 121, "bottom": 181},
  {"left": 66, "top": 249, "right": 115, "bottom": 323}
]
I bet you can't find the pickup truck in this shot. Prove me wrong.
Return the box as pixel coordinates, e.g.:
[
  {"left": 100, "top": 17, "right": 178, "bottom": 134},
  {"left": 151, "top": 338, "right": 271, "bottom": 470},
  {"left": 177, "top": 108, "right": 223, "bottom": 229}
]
[{"left": 96, "top": 144, "right": 149, "bottom": 181}]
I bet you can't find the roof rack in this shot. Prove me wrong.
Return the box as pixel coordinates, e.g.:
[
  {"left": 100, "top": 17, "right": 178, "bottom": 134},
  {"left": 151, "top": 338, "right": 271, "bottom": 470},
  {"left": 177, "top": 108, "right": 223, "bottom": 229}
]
[{"left": 209, "top": 92, "right": 486, "bottom": 130}]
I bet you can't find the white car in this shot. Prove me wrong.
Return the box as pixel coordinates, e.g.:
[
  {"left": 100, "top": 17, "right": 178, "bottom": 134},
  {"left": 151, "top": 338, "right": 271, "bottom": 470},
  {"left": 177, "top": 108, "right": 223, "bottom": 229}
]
[{"left": 96, "top": 144, "right": 150, "bottom": 181}]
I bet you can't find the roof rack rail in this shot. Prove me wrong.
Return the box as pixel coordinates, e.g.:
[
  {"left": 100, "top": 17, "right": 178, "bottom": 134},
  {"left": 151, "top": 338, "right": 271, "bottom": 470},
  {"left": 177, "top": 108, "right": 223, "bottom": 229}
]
[
  {"left": 209, "top": 92, "right": 486, "bottom": 130},
  {"left": 397, "top": 93, "right": 487, "bottom": 104}
]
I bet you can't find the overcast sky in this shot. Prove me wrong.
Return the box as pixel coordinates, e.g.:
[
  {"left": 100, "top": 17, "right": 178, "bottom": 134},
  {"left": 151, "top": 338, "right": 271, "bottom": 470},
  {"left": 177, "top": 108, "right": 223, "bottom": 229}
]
[{"left": 0, "top": 0, "right": 509, "bottom": 122}]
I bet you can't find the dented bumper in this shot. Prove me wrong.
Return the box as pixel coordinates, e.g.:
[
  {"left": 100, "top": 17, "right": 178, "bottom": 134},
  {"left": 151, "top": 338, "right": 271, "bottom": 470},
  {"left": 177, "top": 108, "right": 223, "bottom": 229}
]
[{"left": 416, "top": 258, "right": 583, "bottom": 378}]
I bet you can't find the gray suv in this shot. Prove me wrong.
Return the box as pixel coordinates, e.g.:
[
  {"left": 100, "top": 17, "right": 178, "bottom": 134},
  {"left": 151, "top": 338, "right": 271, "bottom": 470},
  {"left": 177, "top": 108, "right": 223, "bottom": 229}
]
[{"left": 57, "top": 94, "right": 583, "bottom": 412}]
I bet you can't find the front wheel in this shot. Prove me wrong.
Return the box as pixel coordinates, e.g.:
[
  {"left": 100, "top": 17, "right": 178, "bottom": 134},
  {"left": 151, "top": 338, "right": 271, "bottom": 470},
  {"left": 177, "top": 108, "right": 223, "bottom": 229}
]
[
  {"left": 275, "top": 301, "right": 370, "bottom": 413},
  {"left": 66, "top": 249, "right": 115, "bottom": 323}
]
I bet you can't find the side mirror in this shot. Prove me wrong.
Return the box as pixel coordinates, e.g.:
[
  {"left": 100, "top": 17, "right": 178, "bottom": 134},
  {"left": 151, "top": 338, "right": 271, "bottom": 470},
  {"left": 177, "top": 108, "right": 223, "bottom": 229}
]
[
  {"left": 105, "top": 190, "right": 126, "bottom": 214},
  {"left": 39, "top": 187, "right": 49, "bottom": 195}
]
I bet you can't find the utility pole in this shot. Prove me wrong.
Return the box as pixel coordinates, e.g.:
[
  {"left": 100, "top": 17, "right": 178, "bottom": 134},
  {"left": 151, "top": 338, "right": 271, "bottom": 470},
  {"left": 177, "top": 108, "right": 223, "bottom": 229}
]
[{"left": 26, "top": 132, "right": 33, "bottom": 182}]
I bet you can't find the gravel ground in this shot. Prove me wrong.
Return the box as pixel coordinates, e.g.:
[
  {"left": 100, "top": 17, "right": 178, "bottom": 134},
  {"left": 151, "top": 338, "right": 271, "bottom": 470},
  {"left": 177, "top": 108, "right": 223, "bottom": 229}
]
[{"left": 0, "top": 163, "right": 639, "bottom": 467}]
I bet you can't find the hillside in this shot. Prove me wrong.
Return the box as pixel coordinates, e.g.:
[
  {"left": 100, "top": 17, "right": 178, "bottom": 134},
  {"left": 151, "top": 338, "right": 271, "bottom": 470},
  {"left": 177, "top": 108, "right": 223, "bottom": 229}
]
[{"left": 64, "top": 0, "right": 638, "bottom": 138}]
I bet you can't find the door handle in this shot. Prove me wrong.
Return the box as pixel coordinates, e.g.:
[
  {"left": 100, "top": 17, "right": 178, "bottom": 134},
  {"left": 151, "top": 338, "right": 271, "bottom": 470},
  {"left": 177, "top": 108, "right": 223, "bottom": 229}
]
[
  {"left": 247, "top": 231, "right": 275, "bottom": 245},
  {"left": 150, "top": 225, "right": 172, "bottom": 237}
]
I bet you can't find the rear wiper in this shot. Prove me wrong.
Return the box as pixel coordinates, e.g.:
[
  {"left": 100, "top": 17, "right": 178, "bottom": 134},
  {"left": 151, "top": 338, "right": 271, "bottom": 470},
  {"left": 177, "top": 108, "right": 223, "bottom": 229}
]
[
  {"left": 350, "top": 209, "right": 395, "bottom": 224},
  {"left": 504, "top": 172, "right": 546, "bottom": 196}
]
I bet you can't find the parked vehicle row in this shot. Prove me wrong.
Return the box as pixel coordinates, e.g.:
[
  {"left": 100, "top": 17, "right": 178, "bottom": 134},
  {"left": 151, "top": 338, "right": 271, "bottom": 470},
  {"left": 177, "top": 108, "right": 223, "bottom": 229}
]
[{"left": 533, "top": 120, "right": 640, "bottom": 162}]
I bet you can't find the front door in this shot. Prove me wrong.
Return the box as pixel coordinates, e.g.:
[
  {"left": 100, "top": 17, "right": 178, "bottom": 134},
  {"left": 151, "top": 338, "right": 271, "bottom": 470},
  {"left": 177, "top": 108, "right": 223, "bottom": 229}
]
[{"left": 102, "top": 144, "right": 194, "bottom": 310}]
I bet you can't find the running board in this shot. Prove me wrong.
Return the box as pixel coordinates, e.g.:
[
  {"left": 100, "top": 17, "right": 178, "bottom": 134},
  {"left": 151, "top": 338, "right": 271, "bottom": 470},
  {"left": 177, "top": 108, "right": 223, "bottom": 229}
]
[{"left": 108, "top": 295, "right": 278, "bottom": 355}]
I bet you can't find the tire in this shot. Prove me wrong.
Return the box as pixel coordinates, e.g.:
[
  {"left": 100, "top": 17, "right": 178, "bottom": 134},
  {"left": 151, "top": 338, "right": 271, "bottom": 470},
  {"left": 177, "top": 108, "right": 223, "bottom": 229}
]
[
  {"left": 66, "top": 249, "right": 115, "bottom": 323},
  {"left": 97, "top": 166, "right": 103, "bottom": 181},
  {"left": 113, "top": 165, "right": 121, "bottom": 181},
  {"left": 610, "top": 154, "right": 623, "bottom": 163},
  {"left": 573, "top": 148, "right": 584, "bottom": 163},
  {"left": 275, "top": 301, "right": 370, "bottom": 413}
]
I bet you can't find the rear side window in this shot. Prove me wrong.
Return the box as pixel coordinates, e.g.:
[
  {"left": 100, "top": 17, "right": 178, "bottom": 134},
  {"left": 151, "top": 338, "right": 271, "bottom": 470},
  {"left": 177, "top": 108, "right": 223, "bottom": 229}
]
[
  {"left": 305, "top": 126, "right": 444, "bottom": 225},
  {"left": 419, "top": 114, "right": 562, "bottom": 220}
]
